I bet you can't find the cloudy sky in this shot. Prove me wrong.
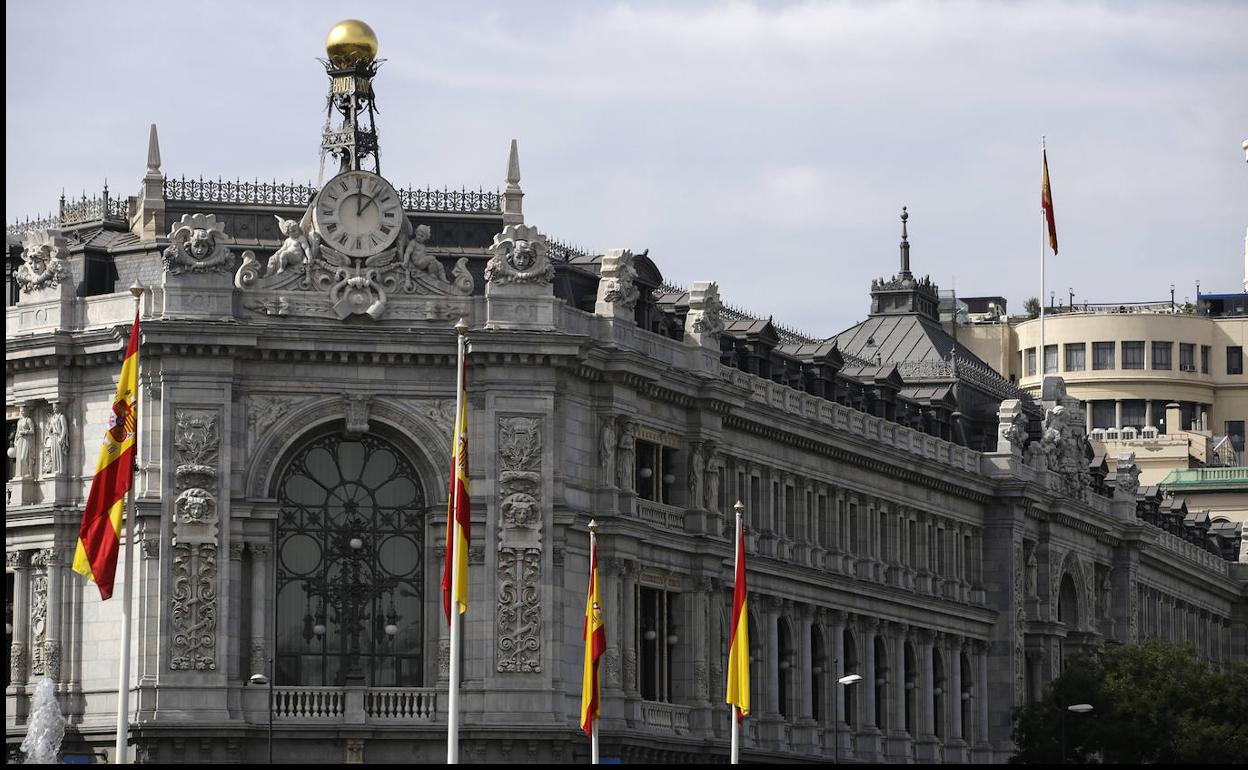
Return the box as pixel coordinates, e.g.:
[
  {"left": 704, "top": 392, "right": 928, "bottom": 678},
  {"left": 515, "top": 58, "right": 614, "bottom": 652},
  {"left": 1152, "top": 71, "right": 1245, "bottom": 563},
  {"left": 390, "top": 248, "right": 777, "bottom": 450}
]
[{"left": 6, "top": 1, "right": 1246, "bottom": 335}]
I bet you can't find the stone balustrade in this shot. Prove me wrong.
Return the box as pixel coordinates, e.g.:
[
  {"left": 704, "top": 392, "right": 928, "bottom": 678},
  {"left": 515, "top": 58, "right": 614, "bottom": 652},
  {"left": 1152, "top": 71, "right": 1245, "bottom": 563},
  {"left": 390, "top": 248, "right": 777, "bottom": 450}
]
[
  {"left": 633, "top": 498, "right": 686, "bottom": 533},
  {"left": 268, "top": 686, "right": 438, "bottom": 722},
  {"left": 639, "top": 701, "right": 691, "bottom": 732}
]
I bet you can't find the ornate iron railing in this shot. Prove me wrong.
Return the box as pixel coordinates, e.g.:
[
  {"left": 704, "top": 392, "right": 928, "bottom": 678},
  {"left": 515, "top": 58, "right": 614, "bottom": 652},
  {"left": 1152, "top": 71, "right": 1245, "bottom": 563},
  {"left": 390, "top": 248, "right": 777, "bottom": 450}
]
[
  {"left": 658, "top": 280, "right": 817, "bottom": 344},
  {"left": 7, "top": 186, "right": 129, "bottom": 236},
  {"left": 164, "top": 176, "right": 317, "bottom": 206},
  {"left": 546, "top": 238, "right": 596, "bottom": 263},
  {"left": 396, "top": 186, "right": 500, "bottom": 214}
]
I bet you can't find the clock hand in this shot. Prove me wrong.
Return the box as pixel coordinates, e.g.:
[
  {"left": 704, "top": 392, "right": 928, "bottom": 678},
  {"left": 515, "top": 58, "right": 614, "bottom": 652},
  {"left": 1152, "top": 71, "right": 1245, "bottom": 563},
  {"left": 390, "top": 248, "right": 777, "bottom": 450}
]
[{"left": 356, "top": 193, "right": 365, "bottom": 217}]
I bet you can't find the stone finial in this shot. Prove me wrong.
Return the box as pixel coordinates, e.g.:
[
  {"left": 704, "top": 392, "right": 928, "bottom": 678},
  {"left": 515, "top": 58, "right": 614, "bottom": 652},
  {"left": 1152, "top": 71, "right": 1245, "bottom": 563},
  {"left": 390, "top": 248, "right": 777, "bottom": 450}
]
[
  {"left": 146, "top": 123, "right": 162, "bottom": 176},
  {"left": 595, "top": 248, "right": 640, "bottom": 319},
  {"left": 899, "top": 206, "right": 911, "bottom": 277},
  {"left": 684, "top": 281, "right": 724, "bottom": 349},
  {"left": 995, "top": 398, "right": 1027, "bottom": 456},
  {"left": 503, "top": 139, "right": 524, "bottom": 225}
]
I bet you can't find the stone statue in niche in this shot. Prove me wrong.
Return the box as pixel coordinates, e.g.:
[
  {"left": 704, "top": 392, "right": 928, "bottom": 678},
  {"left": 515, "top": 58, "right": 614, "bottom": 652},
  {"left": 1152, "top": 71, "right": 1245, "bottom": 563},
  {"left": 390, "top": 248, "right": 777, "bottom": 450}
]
[
  {"left": 687, "top": 442, "right": 705, "bottom": 509},
  {"left": 268, "top": 215, "right": 320, "bottom": 275},
  {"left": 17, "top": 230, "right": 71, "bottom": 293},
  {"left": 616, "top": 421, "right": 636, "bottom": 491},
  {"left": 15, "top": 404, "right": 36, "bottom": 477},
  {"left": 162, "top": 213, "right": 233, "bottom": 274},
  {"left": 41, "top": 402, "right": 68, "bottom": 477},
  {"left": 599, "top": 417, "right": 617, "bottom": 487}
]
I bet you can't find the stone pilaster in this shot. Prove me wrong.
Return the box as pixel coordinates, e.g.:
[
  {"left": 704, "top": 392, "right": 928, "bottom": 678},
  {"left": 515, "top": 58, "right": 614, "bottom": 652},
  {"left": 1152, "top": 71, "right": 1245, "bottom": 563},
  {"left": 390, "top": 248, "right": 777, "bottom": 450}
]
[{"left": 8, "top": 551, "right": 31, "bottom": 689}]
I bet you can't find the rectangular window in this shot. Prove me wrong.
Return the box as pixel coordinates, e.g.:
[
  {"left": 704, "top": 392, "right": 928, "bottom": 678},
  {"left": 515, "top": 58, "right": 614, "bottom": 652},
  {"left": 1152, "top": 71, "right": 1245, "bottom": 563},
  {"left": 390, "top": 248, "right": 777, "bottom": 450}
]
[
  {"left": 1091, "top": 400, "right": 1116, "bottom": 429},
  {"left": 1228, "top": 346, "right": 1244, "bottom": 376},
  {"left": 638, "top": 587, "right": 676, "bottom": 702},
  {"left": 1122, "top": 341, "right": 1145, "bottom": 370},
  {"left": 1201, "top": 345, "right": 1210, "bottom": 374},
  {"left": 1025, "top": 348, "right": 1037, "bottom": 377},
  {"left": 1092, "top": 342, "right": 1115, "bottom": 370},
  {"left": 1121, "top": 400, "right": 1146, "bottom": 430},
  {"left": 1225, "top": 421, "right": 1245, "bottom": 456},
  {"left": 1152, "top": 341, "right": 1172, "bottom": 370},
  {"left": 1179, "top": 343, "right": 1195, "bottom": 372},
  {"left": 1044, "top": 345, "right": 1058, "bottom": 374},
  {"left": 1064, "top": 343, "right": 1085, "bottom": 372},
  {"left": 908, "top": 519, "right": 917, "bottom": 567}
]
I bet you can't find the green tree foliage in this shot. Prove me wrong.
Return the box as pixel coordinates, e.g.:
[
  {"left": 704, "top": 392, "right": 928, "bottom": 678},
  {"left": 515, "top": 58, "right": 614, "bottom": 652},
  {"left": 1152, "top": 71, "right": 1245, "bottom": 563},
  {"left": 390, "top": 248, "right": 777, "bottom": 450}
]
[
  {"left": 1024, "top": 297, "right": 1041, "bottom": 319},
  {"left": 1010, "top": 638, "right": 1248, "bottom": 764}
]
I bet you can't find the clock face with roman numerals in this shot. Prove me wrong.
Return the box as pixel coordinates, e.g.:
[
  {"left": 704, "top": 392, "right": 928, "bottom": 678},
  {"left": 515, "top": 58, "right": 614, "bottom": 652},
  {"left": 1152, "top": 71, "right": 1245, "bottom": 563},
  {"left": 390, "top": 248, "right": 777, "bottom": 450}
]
[{"left": 313, "top": 170, "right": 404, "bottom": 258}]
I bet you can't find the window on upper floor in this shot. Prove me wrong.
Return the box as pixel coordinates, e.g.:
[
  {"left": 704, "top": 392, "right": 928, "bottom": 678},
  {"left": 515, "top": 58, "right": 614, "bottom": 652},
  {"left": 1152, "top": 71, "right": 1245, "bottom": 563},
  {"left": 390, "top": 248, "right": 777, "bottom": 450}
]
[
  {"left": 1200, "top": 345, "right": 1211, "bottom": 374},
  {"left": 635, "top": 440, "right": 679, "bottom": 505},
  {"left": 1152, "top": 341, "right": 1172, "bottom": 370},
  {"left": 1025, "top": 348, "right": 1037, "bottom": 377},
  {"left": 1064, "top": 343, "right": 1085, "bottom": 372},
  {"left": 638, "top": 586, "right": 678, "bottom": 703},
  {"left": 1092, "top": 342, "right": 1115, "bottom": 370},
  {"left": 1179, "top": 343, "right": 1195, "bottom": 372},
  {"left": 1044, "top": 345, "right": 1058, "bottom": 374},
  {"left": 1228, "top": 346, "right": 1244, "bottom": 376},
  {"left": 1122, "top": 341, "right": 1145, "bottom": 370}
]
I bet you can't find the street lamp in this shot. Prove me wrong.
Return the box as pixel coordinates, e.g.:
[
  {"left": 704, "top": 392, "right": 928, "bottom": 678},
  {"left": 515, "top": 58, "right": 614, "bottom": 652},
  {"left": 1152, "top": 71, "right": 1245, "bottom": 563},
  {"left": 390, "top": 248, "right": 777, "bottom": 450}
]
[
  {"left": 831, "top": 665, "right": 862, "bottom": 764},
  {"left": 1060, "top": 703, "right": 1094, "bottom": 762},
  {"left": 249, "top": 666, "right": 274, "bottom": 764}
]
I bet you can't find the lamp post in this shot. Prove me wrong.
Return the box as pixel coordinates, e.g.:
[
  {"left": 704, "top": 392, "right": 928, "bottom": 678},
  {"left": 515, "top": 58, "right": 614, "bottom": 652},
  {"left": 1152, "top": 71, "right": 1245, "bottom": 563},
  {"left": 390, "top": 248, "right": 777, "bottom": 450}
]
[
  {"left": 830, "top": 666, "right": 862, "bottom": 764},
  {"left": 1060, "top": 703, "right": 1093, "bottom": 763},
  {"left": 248, "top": 666, "right": 274, "bottom": 764}
]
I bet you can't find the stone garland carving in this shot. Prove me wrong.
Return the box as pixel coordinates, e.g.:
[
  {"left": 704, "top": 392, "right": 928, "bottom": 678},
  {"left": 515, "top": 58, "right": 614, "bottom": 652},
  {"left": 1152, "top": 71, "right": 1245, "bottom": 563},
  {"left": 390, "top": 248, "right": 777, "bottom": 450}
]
[
  {"left": 603, "top": 647, "right": 621, "bottom": 688},
  {"left": 10, "top": 641, "right": 28, "bottom": 685},
  {"left": 246, "top": 395, "right": 315, "bottom": 453},
  {"left": 170, "top": 409, "right": 221, "bottom": 671},
  {"left": 30, "top": 569, "right": 48, "bottom": 677},
  {"left": 41, "top": 402, "right": 68, "bottom": 477},
  {"left": 17, "top": 229, "right": 71, "bottom": 293},
  {"left": 496, "top": 415, "right": 544, "bottom": 673},
  {"left": 162, "top": 213, "right": 234, "bottom": 274},
  {"left": 1012, "top": 540, "right": 1025, "bottom": 708},
  {"left": 14, "top": 403, "right": 36, "bottom": 478},
  {"left": 485, "top": 223, "right": 555, "bottom": 286},
  {"left": 438, "top": 638, "right": 451, "bottom": 679},
  {"left": 235, "top": 207, "right": 472, "bottom": 321}
]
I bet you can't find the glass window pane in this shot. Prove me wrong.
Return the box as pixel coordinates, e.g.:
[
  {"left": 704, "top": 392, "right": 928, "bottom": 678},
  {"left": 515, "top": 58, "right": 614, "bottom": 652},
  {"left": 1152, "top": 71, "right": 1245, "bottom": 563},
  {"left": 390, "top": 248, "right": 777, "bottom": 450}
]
[
  {"left": 1044, "top": 345, "right": 1058, "bottom": 374},
  {"left": 1122, "top": 341, "right": 1145, "bottom": 369},
  {"left": 1064, "top": 343, "right": 1085, "bottom": 372},
  {"left": 1092, "top": 342, "right": 1115, "bottom": 370},
  {"left": 1151, "top": 342, "right": 1171, "bottom": 370}
]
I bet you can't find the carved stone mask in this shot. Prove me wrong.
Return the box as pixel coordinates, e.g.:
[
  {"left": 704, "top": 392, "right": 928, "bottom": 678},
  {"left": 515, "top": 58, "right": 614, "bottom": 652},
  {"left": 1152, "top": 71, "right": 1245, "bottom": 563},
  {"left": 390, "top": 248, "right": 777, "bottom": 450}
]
[
  {"left": 189, "top": 229, "right": 213, "bottom": 258},
  {"left": 510, "top": 240, "right": 536, "bottom": 271}
]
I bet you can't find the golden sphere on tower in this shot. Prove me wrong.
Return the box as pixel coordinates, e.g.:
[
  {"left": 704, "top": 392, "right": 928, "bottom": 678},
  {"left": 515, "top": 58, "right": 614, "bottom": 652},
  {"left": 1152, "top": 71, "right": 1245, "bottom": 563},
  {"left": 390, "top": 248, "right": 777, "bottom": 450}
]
[{"left": 325, "top": 19, "right": 378, "bottom": 68}]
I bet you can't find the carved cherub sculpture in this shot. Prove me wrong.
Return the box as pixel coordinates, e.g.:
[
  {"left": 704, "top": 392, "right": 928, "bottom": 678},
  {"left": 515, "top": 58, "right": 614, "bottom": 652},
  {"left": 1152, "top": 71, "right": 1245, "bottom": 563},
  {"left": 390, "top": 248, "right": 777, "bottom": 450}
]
[
  {"left": 268, "top": 216, "right": 318, "bottom": 275},
  {"left": 400, "top": 224, "right": 446, "bottom": 281}
]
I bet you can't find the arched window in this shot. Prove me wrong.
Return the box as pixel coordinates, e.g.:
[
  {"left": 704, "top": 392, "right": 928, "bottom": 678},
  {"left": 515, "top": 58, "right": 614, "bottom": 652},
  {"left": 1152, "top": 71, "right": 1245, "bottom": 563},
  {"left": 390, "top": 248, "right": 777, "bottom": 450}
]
[
  {"left": 274, "top": 430, "right": 427, "bottom": 687},
  {"left": 1058, "top": 574, "right": 1079, "bottom": 627},
  {"left": 842, "top": 628, "right": 859, "bottom": 728}
]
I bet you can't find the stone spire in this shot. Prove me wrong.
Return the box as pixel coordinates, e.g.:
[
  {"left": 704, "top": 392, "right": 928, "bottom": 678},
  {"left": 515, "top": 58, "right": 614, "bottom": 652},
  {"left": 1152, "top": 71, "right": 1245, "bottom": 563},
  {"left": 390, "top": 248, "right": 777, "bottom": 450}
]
[
  {"left": 502, "top": 139, "right": 524, "bottom": 225},
  {"left": 899, "top": 206, "right": 911, "bottom": 279},
  {"left": 146, "top": 123, "right": 162, "bottom": 176}
]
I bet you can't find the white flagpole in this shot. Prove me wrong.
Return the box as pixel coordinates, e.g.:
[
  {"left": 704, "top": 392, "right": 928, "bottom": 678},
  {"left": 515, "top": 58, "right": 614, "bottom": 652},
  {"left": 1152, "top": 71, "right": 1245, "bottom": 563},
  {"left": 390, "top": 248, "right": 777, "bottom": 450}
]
[
  {"left": 1040, "top": 136, "right": 1047, "bottom": 381},
  {"left": 447, "top": 319, "right": 468, "bottom": 764},
  {"left": 589, "top": 521, "right": 600, "bottom": 765},
  {"left": 115, "top": 283, "right": 143, "bottom": 764},
  {"left": 730, "top": 503, "right": 743, "bottom": 765}
]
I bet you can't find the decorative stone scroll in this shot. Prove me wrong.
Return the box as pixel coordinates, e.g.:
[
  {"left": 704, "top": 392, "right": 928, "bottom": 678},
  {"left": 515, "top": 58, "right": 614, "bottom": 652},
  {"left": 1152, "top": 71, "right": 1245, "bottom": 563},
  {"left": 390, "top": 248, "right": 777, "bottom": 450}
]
[
  {"left": 170, "top": 409, "right": 220, "bottom": 671},
  {"left": 496, "top": 415, "right": 544, "bottom": 673},
  {"left": 162, "top": 213, "right": 234, "bottom": 275},
  {"left": 995, "top": 399, "right": 1027, "bottom": 456},
  {"left": 485, "top": 224, "right": 554, "bottom": 286},
  {"left": 17, "top": 229, "right": 71, "bottom": 293},
  {"left": 684, "top": 281, "right": 724, "bottom": 349},
  {"left": 595, "top": 248, "right": 640, "bottom": 319}
]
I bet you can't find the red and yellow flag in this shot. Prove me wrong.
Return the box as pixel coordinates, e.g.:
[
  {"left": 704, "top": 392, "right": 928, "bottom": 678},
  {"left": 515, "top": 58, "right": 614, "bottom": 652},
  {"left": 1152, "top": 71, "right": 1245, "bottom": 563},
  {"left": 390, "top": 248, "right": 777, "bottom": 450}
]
[
  {"left": 73, "top": 310, "right": 140, "bottom": 600},
  {"left": 725, "top": 515, "right": 750, "bottom": 720},
  {"left": 580, "top": 531, "right": 607, "bottom": 736},
  {"left": 441, "top": 348, "right": 470, "bottom": 623},
  {"left": 1042, "top": 147, "right": 1058, "bottom": 255}
]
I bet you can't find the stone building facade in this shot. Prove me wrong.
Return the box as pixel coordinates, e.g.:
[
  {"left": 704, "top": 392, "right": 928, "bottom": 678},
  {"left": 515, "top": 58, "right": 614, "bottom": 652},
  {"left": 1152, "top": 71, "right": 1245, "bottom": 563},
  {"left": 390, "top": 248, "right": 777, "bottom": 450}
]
[{"left": 6, "top": 28, "right": 1247, "bottom": 764}]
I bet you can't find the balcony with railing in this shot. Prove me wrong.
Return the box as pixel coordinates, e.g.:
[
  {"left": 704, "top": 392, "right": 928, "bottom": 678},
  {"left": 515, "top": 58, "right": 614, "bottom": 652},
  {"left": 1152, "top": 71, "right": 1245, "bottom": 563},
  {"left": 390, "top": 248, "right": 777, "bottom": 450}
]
[{"left": 264, "top": 686, "right": 437, "bottom": 723}]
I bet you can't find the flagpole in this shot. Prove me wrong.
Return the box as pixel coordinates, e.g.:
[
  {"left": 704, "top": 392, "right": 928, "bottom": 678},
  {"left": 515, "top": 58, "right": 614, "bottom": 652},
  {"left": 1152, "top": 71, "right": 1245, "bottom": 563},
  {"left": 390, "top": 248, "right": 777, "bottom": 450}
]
[
  {"left": 588, "top": 520, "right": 600, "bottom": 765},
  {"left": 115, "top": 282, "right": 143, "bottom": 764},
  {"left": 730, "top": 501, "right": 743, "bottom": 765},
  {"left": 447, "top": 319, "right": 468, "bottom": 765},
  {"left": 1039, "top": 136, "right": 1046, "bottom": 381}
]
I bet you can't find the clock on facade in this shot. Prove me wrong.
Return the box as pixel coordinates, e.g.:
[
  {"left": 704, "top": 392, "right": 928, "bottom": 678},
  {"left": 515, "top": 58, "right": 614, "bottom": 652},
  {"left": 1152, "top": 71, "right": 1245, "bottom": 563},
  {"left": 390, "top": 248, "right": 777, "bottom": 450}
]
[{"left": 313, "top": 170, "right": 403, "bottom": 258}]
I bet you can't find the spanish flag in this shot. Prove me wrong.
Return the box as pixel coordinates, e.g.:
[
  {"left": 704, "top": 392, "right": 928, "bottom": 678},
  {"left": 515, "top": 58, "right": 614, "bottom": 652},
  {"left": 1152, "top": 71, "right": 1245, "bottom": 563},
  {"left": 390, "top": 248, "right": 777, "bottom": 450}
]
[
  {"left": 441, "top": 341, "right": 471, "bottom": 623},
  {"left": 73, "top": 310, "right": 140, "bottom": 600},
  {"left": 725, "top": 514, "right": 750, "bottom": 721},
  {"left": 580, "top": 528, "right": 607, "bottom": 737},
  {"left": 1042, "top": 147, "right": 1058, "bottom": 255}
]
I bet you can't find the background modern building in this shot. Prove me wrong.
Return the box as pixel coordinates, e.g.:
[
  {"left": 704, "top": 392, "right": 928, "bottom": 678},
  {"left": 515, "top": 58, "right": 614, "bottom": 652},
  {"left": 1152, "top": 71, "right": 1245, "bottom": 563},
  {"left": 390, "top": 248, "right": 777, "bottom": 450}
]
[{"left": 7, "top": 21, "right": 1247, "bottom": 765}]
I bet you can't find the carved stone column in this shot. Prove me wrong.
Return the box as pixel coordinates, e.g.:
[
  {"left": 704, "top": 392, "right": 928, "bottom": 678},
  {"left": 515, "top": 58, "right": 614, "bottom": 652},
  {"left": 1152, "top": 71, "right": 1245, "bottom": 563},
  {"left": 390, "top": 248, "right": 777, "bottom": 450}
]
[
  {"left": 916, "top": 630, "right": 938, "bottom": 761},
  {"left": 762, "top": 595, "right": 782, "bottom": 722},
  {"left": 857, "top": 617, "right": 883, "bottom": 761},
  {"left": 891, "top": 624, "right": 907, "bottom": 739},
  {"left": 825, "top": 609, "right": 847, "bottom": 758},
  {"left": 948, "top": 636, "right": 965, "bottom": 750},
  {"left": 32, "top": 548, "right": 63, "bottom": 682},
  {"left": 976, "top": 641, "right": 990, "bottom": 746},
  {"left": 249, "top": 544, "right": 272, "bottom": 679},
  {"left": 619, "top": 560, "right": 639, "bottom": 699},
  {"left": 8, "top": 551, "right": 31, "bottom": 688}
]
